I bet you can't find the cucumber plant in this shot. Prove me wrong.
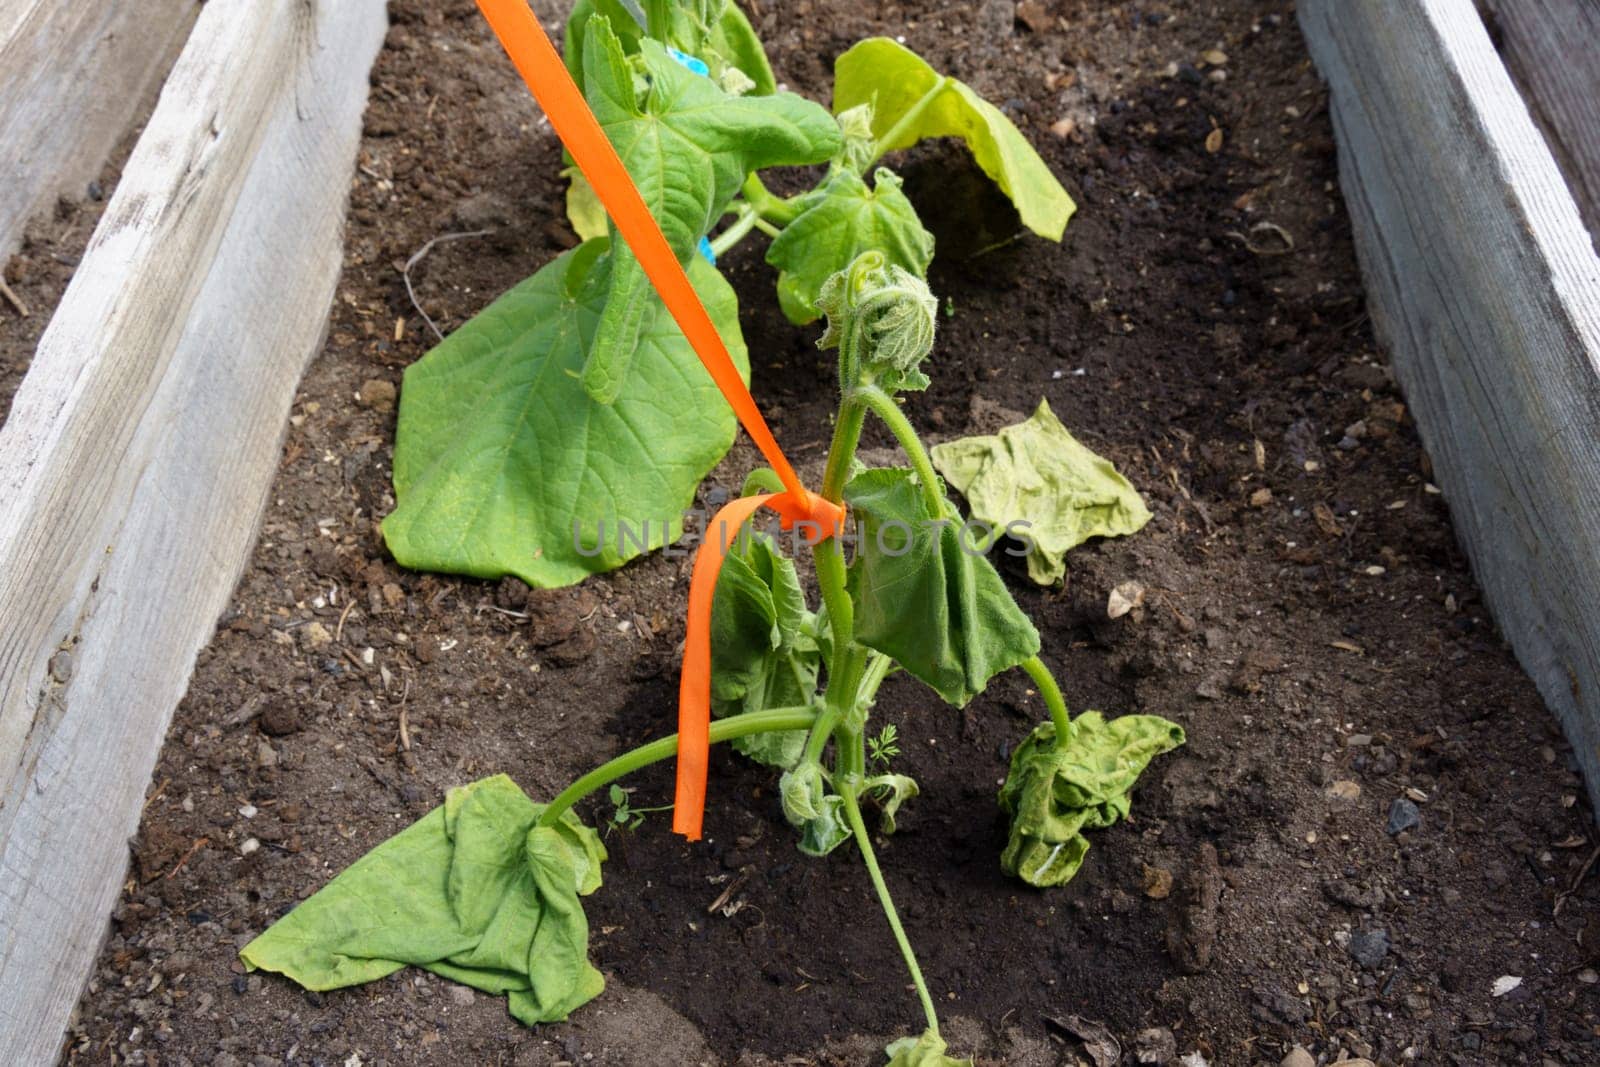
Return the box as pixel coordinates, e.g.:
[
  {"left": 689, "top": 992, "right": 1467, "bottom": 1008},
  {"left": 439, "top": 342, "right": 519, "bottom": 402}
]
[
  {"left": 244, "top": 253, "right": 1183, "bottom": 1063},
  {"left": 242, "top": 5, "right": 1184, "bottom": 1062}
]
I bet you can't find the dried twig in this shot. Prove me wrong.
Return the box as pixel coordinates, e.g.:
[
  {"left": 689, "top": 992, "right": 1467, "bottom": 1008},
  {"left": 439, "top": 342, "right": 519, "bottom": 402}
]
[
  {"left": 0, "top": 275, "right": 29, "bottom": 317},
  {"left": 402, "top": 230, "right": 494, "bottom": 342},
  {"left": 1554, "top": 843, "right": 1600, "bottom": 915},
  {"left": 165, "top": 837, "right": 209, "bottom": 880}
]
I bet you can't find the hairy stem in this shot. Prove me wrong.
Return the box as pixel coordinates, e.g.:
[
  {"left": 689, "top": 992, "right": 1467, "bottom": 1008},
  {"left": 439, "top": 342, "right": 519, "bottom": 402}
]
[
  {"left": 709, "top": 204, "right": 762, "bottom": 257},
  {"left": 538, "top": 708, "right": 819, "bottom": 826},
  {"left": 1021, "top": 655, "right": 1072, "bottom": 741},
  {"left": 856, "top": 385, "right": 947, "bottom": 517},
  {"left": 741, "top": 172, "right": 801, "bottom": 226},
  {"left": 839, "top": 788, "right": 941, "bottom": 1036},
  {"left": 869, "top": 76, "right": 950, "bottom": 167}
]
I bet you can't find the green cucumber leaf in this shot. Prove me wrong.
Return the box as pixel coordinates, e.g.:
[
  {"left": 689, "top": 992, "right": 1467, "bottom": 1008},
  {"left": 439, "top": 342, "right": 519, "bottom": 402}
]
[
  {"left": 564, "top": 0, "right": 646, "bottom": 92},
  {"left": 833, "top": 37, "right": 1075, "bottom": 240},
  {"left": 931, "top": 398, "right": 1151, "bottom": 585},
  {"left": 766, "top": 167, "right": 934, "bottom": 325},
  {"left": 565, "top": 169, "right": 609, "bottom": 243},
  {"left": 710, "top": 527, "right": 820, "bottom": 767},
  {"left": 383, "top": 239, "right": 747, "bottom": 588},
  {"left": 844, "top": 467, "right": 1040, "bottom": 706},
  {"left": 240, "top": 775, "right": 607, "bottom": 1025},
  {"left": 885, "top": 1029, "right": 974, "bottom": 1066},
  {"left": 998, "top": 713, "right": 1184, "bottom": 887},
  {"left": 578, "top": 17, "right": 841, "bottom": 403},
  {"left": 778, "top": 762, "right": 850, "bottom": 856}
]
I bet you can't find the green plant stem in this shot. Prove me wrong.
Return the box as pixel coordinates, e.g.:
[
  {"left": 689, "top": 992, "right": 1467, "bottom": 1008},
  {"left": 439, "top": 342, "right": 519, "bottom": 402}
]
[
  {"left": 538, "top": 708, "right": 818, "bottom": 826},
  {"left": 709, "top": 205, "right": 762, "bottom": 257},
  {"left": 741, "top": 172, "right": 801, "bottom": 225},
  {"left": 856, "top": 385, "right": 947, "bottom": 517},
  {"left": 740, "top": 467, "right": 787, "bottom": 497},
  {"left": 839, "top": 788, "right": 940, "bottom": 1037},
  {"left": 1021, "top": 655, "right": 1072, "bottom": 741},
  {"left": 821, "top": 400, "right": 867, "bottom": 502},
  {"left": 869, "top": 77, "right": 950, "bottom": 167}
]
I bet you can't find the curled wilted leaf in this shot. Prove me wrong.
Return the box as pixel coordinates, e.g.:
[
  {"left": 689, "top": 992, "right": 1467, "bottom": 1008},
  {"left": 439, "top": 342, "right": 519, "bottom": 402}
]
[
  {"left": 863, "top": 773, "right": 920, "bottom": 835},
  {"left": 240, "top": 776, "right": 606, "bottom": 1025},
  {"left": 778, "top": 763, "right": 852, "bottom": 856},
  {"left": 711, "top": 529, "right": 821, "bottom": 766},
  {"left": 931, "top": 399, "right": 1151, "bottom": 585},
  {"left": 884, "top": 1028, "right": 974, "bottom": 1066},
  {"left": 999, "top": 713, "right": 1184, "bottom": 887}
]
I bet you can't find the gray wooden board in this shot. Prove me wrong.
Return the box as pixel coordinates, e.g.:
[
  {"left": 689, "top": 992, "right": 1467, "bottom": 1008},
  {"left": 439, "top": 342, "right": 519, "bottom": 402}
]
[
  {"left": 1298, "top": 0, "right": 1600, "bottom": 808},
  {"left": 0, "top": 0, "right": 199, "bottom": 260},
  {"left": 1483, "top": 0, "right": 1600, "bottom": 248},
  {"left": 0, "top": 0, "right": 387, "bottom": 1060}
]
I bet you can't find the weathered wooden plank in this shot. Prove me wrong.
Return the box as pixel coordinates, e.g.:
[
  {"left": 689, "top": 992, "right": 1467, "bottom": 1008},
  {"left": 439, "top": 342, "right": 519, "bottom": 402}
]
[
  {"left": 0, "top": 0, "right": 387, "bottom": 1060},
  {"left": 0, "top": 0, "right": 199, "bottom": 260},
  {"left": 1298, "top": 1, "right": 1600, "bottom": 807},
  {"left": 1482, "top": 0, "right": 1600, "bottom": 247}
]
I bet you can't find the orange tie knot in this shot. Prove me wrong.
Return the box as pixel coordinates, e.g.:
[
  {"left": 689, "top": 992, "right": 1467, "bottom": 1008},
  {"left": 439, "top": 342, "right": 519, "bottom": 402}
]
[{"left": 769, "top": 489, "right": 846, "bottom": 546}]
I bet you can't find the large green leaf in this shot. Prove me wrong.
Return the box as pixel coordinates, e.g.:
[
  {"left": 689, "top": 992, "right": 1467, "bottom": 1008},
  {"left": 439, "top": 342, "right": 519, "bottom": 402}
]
[
  {"left": 998, "top": 713, "right": 1184, "bottom": 887},
  {"left": 885, "top": 1029, "right": 974, "bottom": 1066},
  {"left": 931, "top": 399, "right": 1151, "bottom": 585},
  {"left": 383, "top": 240, "right": 747, "bottom": 588},
  {"left": 833, "top": 38, "right": 1075, "bottom": 241},
  {"left": 578, "top": 17, "right": 840, "bottom": 402},
  {"left": 844, "top": 468, "right": 1040, "bottom": 706},
  {"left": 710, "top": 528, "right": 820, "bottom": 766},
  {"left": 767, "top": 167, "right": 934, "bottom": 325},
  {"left": 240, "top": 776, "right": 607, "bottom": 1026}
]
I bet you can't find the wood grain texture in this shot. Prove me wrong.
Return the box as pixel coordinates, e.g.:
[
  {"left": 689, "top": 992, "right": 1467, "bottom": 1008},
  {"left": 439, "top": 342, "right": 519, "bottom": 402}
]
[
  {"left": 1299, "top": 0, "right": 1600, "bottom": 806},
  {"left": 0, "top": 0, "right": 386, "bottom": 1060},
  {"left": 1483, "top": 0, "right": 1600, "bottom": 247},
  {"left": 0, "top": 0, "right": 199, "bottom": 260}
]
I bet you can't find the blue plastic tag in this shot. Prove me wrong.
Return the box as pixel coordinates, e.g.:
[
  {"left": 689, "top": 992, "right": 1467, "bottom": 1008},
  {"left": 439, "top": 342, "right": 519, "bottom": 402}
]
[{"left": 665, "top": 46, "right": 710, "bottom": 78}]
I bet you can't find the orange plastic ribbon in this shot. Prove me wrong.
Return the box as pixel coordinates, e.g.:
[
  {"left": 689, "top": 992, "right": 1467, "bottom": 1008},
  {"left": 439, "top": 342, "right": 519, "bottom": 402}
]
[{"left": 475, "top": 0, "right": 843, "bottom": 840}]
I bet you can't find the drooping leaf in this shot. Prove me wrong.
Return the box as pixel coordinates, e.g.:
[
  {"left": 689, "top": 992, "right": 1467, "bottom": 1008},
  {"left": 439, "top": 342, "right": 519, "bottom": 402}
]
[
  {"left": 711, "top": 527, "right": 820, "bottom": 767},
  {"left": 833, "top": 38, "right": 1075, "bottom": 240},
  {"left": 578, "top": 17, "right": 841, "bottom": 402},
  {"left": 884, "top": 1029, "right": 975, "bottom": 1066},
  {"left": 766, "top": 167, "right": 934, "bottom": 325},
  {"left": 932, "top": 399, "right": 1151, "bottom": 585},
  {"left": 240, "top": 776, "right": 607, "bottom": 1025},
  {"left": 998, "top": 712, "right": 1185, "bottom": 887},
  {"left": 844, "top": 467, "right": 1040, "bottom": 706},
  {"left": 383, "top": 240, "right": 747, "bottom": 588}
]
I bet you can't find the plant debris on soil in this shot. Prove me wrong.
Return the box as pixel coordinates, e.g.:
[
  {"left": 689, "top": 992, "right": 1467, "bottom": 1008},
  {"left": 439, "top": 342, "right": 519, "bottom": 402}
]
[{"left": 3, "top": 0, "right": 1593, "bottom": 1064}]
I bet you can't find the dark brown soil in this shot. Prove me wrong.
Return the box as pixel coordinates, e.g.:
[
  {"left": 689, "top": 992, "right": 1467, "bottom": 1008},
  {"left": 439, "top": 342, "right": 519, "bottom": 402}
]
[{"left": 23, "top": 0, "right": 1600, "bottom": 1065}]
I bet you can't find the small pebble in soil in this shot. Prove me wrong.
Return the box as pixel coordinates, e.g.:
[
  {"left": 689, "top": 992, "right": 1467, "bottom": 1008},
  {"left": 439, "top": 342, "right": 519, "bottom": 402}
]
[
  {"left": 258, "top": 701, "right": 301, "bottom": 737},
  {"left": 1347, "top": 927, "right": 1390, "bottom": 969},
  {"left": 1386, "top": 797, "right": 1421, "bottom": 835},
  {"left": 1134, "top": 1027, "right": 1176, "bottom": 1064},
  {"left": 1281, "top": 1048, "right": 1314, "bottom": 1067}
]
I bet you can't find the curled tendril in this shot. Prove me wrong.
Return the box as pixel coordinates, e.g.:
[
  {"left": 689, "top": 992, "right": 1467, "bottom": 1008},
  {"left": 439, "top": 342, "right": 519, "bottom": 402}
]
[{"left": 816, "top": 250, "right": 938, "bottom": 392}]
